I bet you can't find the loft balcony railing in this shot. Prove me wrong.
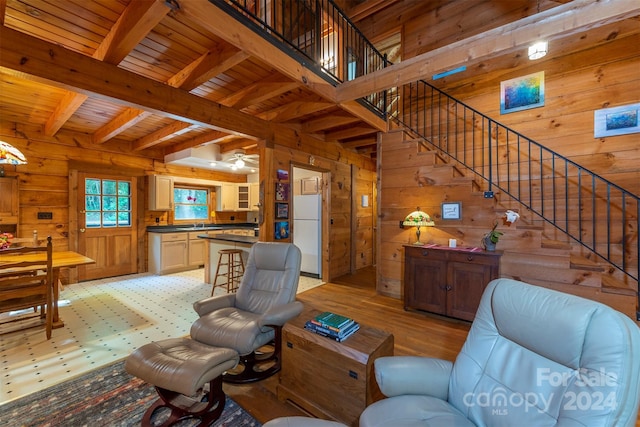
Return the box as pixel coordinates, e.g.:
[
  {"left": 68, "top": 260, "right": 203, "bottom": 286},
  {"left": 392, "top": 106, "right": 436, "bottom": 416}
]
[
  {"left": 212, "top": 0, "right": 389, "bottom": 117},
  {"left": 395, "top": 80, "right": 639, "bottom": 288},
  {"left": 211, "top": 0, "right": 639, "bottom": 306}
]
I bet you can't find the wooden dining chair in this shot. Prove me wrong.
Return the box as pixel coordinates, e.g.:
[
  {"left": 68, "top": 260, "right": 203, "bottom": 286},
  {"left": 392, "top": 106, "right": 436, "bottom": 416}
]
[{"left": 0, "top": 236, "right": 54, "bottom": 339}]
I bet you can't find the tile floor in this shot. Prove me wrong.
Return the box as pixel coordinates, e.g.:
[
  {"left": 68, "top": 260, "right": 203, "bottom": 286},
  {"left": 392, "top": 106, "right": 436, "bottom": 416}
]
[{"left": 0, "top": 269, "right": 323, "bottom": 404}]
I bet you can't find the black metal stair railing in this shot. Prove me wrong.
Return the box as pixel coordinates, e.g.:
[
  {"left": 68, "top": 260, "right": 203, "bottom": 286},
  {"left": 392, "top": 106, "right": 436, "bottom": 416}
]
[
  {"left": 212, "top": 0, "right": 389, "bottom": 117},
  {"left": 396, "top": 80, "right": 639, "bottom": 286}
]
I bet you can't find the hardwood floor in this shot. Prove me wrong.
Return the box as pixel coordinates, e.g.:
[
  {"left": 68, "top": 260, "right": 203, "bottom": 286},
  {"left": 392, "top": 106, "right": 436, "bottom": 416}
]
[{"left": 224, "top": 266, "right": 471, "bottom": 423}]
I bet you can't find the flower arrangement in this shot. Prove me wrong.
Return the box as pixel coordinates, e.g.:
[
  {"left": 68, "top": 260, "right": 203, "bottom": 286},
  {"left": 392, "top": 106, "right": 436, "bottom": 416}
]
[
  {"left": 481, "top": 210, "right": 519, "bottom": 251},
  {"left": 0, "top": 232, "right": 14, "bottom": 249}
]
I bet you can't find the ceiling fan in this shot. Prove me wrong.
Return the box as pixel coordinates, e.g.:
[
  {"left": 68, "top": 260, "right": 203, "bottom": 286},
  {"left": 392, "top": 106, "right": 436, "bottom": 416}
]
[{"left": 223, "top": 150, "right": 258, "bottom": 170}]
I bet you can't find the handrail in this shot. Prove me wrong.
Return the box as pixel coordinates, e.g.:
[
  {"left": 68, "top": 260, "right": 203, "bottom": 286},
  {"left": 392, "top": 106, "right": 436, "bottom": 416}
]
[
  {"left": 211, "top": 0, "right": 389, "bottom": 117},
  {"left": 395, "top": 80, "right": 639, "bottom": 286}
]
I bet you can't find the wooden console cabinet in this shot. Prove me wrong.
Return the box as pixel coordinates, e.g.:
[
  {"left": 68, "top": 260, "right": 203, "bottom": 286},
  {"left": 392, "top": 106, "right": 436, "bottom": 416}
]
[
  {"left": 278, "top": 308, "right": 394, "bottom": 427},
  {"left": 404, "top": 245, "right": 502, "bottom": 322}
]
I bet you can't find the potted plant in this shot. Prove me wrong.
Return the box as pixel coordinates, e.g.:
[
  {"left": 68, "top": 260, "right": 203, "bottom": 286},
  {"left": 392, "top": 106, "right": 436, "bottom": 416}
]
[
  {"left": 481, "top": 223, "right": 502, "bottom": 251},
  {"left": 481, "top": 210, "right": 519, "bottom": 251}
]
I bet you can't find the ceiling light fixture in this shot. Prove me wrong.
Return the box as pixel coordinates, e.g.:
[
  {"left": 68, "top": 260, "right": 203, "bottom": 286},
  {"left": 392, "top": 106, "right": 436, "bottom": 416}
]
[
  {"left": 235, "top": 158, "right": 245, "bottom": 169},
  {"left": 0, "top": 140, "right": 27, "bottom": 176},
  {"left": 528, "top": 41, "right": 548, "bottom": 60}
]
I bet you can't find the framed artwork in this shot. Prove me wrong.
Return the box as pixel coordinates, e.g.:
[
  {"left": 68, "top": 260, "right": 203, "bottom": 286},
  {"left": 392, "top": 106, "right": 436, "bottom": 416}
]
[
  {"left": 594, "top": 103, "right": 640, "bottom": 137},
  {"left": 275, "top": 221, "right": 289, "bottom": 239},
  {"left": 276, "top": 202, "right": 289, "bottom": 219},
  {"left": 500, "top": 71, "right": 545, "bottom": 114},
  {"left": 277, "top": 169, "right": 289, "bottom": 181},
  {"left": 441, "top": 202, "right": 461, "bottom": 220},
  {"left": 275, "top": 182, "right": 289, "bottom": 201}
]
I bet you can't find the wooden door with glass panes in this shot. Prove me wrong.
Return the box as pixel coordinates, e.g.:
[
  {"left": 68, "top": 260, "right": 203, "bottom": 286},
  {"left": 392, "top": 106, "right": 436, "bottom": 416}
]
[{"left": 78, "top": 173, "right": 137, "bottom": 280}]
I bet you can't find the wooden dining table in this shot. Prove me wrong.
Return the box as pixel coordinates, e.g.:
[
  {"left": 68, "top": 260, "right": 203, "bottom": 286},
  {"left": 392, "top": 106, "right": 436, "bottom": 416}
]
[{"left": 0, "top": 250, "right": 95, "bottom": 328}]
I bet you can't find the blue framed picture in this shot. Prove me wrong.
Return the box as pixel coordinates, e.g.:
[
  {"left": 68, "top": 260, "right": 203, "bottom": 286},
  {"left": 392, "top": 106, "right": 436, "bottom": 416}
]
[
  {"left": 500, "top": 71, "right": 545, "bottom": 114},
  {"left": 275, "top": 221, "right": 289, "bottom": 239}
]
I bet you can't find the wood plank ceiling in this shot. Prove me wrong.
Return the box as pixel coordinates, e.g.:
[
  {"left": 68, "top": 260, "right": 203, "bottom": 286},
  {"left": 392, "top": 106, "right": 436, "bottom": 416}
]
[
  {"left": 0, "top": 0, "right": 384, "bottom": 171},
  {"left": 0, "top": 0, "right": 638, "bottom": 171}
]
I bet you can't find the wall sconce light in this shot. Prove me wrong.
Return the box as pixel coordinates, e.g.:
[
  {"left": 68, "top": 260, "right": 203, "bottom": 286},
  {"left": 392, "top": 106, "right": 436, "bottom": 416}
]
[
  {"left": 0, "top": 140, "right": 28, "bottom": 176},
  {"left": 403, "top": 207, "right": 435, "bottom": 245},
  {"left": 528, "top": 41, "right": 548, "bottom": 60}
]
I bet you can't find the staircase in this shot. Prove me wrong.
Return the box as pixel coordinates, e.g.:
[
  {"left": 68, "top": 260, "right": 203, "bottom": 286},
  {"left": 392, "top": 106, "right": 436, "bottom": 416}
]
[
  {"left": 381, "top": 129, "right": 638, "bottom": 319},
  {"left": 214, "top": 0, "right": 639, "bottom": 319}
]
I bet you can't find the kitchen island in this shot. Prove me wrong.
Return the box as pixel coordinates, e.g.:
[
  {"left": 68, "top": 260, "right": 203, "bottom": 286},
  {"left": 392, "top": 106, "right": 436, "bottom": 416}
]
[{"left": 197, "top": 234, "right": 259, "bottom": 285}]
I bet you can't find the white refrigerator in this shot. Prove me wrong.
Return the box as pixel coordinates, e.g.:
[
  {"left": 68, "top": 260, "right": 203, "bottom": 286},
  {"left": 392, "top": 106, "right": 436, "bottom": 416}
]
[{"left": 293, "top": 194, "right": 321, "bottom": 276}]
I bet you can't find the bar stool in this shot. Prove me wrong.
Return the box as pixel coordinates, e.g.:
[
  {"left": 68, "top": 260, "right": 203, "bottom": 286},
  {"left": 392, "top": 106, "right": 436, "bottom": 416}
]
[{"left": 211, "top": 249, "right": 245, "bottom": 295}]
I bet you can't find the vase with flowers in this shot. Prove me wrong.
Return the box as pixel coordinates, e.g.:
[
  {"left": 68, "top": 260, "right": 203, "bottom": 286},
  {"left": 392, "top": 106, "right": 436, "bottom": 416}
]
[
  {"left": 0, "top": 232, "right": 13, "bottom": 250},
  {"left": 481, "top": 210, "right": 519, "bottom": 251}
]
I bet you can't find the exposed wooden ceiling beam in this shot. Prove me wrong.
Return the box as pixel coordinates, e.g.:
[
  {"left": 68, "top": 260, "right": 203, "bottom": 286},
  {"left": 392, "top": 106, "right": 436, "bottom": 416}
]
[
  {"left": 93, "top": 45, "right": 247, "bottom": 144},
  {"left": 258, "top": 101, "right": 334, "bottom": 122},
  {"left": 326, "top": 126, "right": 377, "bottom": 141},
  {"left": 347, "top": 0, "right": 401, "bottom": 23},
  {"left": 132, "top": 122, "right": 198, "bottom": 151},
  {"left": 174, "top": 45, "right": 250, "bottom": 92},
  {"left": 165, "top": 130, "right": 231, "bottom": 154},
  {"left": 0, "top": 26, "right": 266, "bottom": 139},
  {"left": 303, "top": 114, "right": 361, "bottom": 133},
  {"left": 219, "top": 74, "right": 300, "bottom": 109},
  {"left": 43, "top": 0, "right": 171, "bottom": 137},
  {"left": 337, "top": 0, "right": 640, "bottom": 102},
  {"left": 0, "top": 0, "right": 6, "bottom": 25}
]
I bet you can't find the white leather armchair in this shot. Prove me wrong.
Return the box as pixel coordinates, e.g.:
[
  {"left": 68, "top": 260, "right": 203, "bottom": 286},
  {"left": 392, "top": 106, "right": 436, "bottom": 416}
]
[{"left": 265, "top": 278, "right": 640, "bottom": 427}]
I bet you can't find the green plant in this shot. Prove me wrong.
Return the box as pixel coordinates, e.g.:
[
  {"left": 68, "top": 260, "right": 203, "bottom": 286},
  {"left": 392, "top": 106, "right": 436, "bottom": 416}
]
[{"left": 486, "top": 222, "right": 503, "bottom": 243}]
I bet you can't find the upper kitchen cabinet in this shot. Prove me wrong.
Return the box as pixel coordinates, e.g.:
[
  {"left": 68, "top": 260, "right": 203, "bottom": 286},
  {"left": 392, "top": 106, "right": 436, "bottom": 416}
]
[
  {"left": 149, "top": 175, "right": 174, "bottom": 211},
  {"left": 217, "top": 183, "right": 257, "bottom": 211},
  {"left": 0, "top": 177, "right": 19, "bottom": 227},
  {"left": 250, "top": 182, "right": 259, "bottom": 211}
]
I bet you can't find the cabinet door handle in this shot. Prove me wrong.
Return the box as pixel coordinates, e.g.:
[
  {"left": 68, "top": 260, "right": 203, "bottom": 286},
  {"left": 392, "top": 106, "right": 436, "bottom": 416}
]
[
  {"left": 446, "top": 285, "right": 452, "bottom": 291},
  {"left": 467, "top": 256, "right": 474, "bottom": 261},
  {"left": 421, "top": 250, "right": 429, "bottom": 256}
]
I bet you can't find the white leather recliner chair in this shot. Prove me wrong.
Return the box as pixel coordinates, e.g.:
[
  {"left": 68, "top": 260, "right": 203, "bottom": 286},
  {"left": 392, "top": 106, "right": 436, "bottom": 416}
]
[{"left": 265, "top": 278, "right": 640, "bottom": 427}]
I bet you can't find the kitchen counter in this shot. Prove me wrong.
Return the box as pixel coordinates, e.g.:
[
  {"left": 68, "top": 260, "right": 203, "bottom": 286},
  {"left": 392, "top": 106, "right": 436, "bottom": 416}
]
[
  {"left": 197, "top": 233, "right": 258, "bottom": 244},
  {"left": 147, "top": 223, "right": 257, "bottom": 233}
]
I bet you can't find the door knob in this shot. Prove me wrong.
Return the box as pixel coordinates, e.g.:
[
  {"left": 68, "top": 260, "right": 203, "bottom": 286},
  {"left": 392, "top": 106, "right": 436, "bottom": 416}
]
[{"left": 80, "top": 228, "right": 85, "bottom": 233}]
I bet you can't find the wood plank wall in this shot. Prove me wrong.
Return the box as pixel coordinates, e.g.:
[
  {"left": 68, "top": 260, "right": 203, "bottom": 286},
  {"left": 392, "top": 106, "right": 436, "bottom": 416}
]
[
  {"left": 265, "top": 143, "right": 377, "bottom": 281},
  {"left": 358, "top": 0, "right": 639, "bottom": 317}
]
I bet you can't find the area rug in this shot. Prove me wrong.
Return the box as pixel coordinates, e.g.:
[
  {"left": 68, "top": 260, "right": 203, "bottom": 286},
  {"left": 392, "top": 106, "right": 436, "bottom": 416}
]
[{"left": 1, "top": 359, "right": 261, "bottom": 427}]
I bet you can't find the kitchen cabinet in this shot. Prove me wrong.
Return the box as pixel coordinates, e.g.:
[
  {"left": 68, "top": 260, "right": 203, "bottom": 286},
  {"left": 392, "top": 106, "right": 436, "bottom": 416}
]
[
  {"left": 237, "top": 184, "right": 250, "bottom": 210},
  {"left": 148, "top": 175, "right": 174, "bottom": 211},
  {"left": 403, "top": 245, "right": 501, "bottom": 322},
  {"left": 149, "top": 231, "right": 205, "bottom": 274},
  {"left": 250, "top": 182, "right": 259, "bottom": 211},
  {"left": 216, "top": 183, "right": 255, "bottom": 211},
  {"left": 188, "top": 232, "right": 206, "bottom": 267},
  {"left": 0, "top": 177, "right": 19, "bottom": 227}
]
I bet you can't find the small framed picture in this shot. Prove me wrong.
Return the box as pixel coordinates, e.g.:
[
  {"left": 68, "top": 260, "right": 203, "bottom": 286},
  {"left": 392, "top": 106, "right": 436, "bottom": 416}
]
[
  {"left": 275, "top": 202, "right": 288, "bottom": 219},
  {"left": 275, "top": 182, "right": 289, "bottom": 201},
  {"left": 441, "top": 202, "right": 461, "bottom": 220},
  {"left": 277, "top": 169, "right": 289, "bottom": 181},
  {"left": 275, "top": 221, "right": 289, "bottom": 239}
]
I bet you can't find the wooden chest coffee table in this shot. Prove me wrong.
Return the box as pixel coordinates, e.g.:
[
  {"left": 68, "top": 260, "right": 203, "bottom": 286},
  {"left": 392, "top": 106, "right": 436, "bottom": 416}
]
[{"left": 277, "top": 308, "right": 394, "bottom": 426}]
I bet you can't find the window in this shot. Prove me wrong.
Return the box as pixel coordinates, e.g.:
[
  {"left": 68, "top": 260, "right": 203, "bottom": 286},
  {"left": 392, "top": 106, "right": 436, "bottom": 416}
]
[
  {"left": 85, "top": 178, "right": 131, "bottom": 228},
  {"left": 174, "top": 186, "right": 209, "bottom": 221}
]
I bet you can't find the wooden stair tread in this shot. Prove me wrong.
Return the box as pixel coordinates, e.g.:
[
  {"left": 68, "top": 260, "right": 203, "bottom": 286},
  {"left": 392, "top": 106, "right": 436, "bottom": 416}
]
[
  {"left": 541, "top": 239, "right": 572, "bottom": 250},
  {"left": 601, "top": 275, "right": 638, "bottom": 296},
  {"left": 569, "top": 254, "right": 605, "bottom": 272}
]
